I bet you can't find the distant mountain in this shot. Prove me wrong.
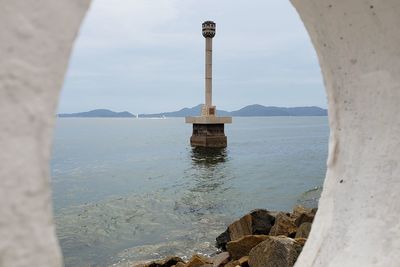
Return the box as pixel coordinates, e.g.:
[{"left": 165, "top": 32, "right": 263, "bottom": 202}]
[
  {"left": 230, "top": 105, "right": 327, "bottom": 117},
  {"left": 141, "top": 104, "right": 327, "bottom": 117},
  {"left": 139, "top": 104, "right": 230, "bottom": 118},
  {"left": 57, "top": 105, "right": 327, "bottom": 118},
  {"left": 58, "top": 109, "right": 134, "bottom": 118}
]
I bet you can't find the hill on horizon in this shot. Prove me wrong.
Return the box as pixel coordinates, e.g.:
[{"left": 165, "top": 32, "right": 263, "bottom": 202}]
[
  {"left": 229, "top": 104, "right": 327, "bottom": 116},
  {"left": 58, "top": 105, "right": 327, "bottom": 118},
  {"left": 138, "top": 104, "right": 231, "bottom": 118},
  {"left": 58, "top": 109, "right": 134, "bottom": 118},
  {"left": 140, "top": 104, "right": 327, "bottom": 117}
]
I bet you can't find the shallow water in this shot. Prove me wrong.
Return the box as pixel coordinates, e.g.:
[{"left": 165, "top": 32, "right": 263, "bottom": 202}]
[{"left": 51, "top": 117, "right": 328, "bottom": 266}]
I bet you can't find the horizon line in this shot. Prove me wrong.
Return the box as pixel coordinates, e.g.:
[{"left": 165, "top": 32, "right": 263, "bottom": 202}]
[{"left": 58, "top": 104, "right": 327, "bottom": 115}]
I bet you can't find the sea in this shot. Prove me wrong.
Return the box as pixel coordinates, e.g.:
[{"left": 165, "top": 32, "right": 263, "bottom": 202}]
[{"left": 51, "top": 117, "right": 329, "bottom": 267}]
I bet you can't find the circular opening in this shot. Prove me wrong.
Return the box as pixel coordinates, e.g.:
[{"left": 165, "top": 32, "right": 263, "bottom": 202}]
[{"left": 53, "top": 1, "right": 328, "bottom": 266}]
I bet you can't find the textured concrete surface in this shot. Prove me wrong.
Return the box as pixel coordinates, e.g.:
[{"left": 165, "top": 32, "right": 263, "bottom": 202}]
[
  {"left": 185, "top": 116, "right": 232, "bottom": 124},
  {"left": 291, "top": 0, "right": 400, "bottom": 266},
  {"left": 203, "top": 21, "right": 215, "bottom": 111},
  {"left": 0, "top": 1, "right": 90, "bottom": 266},
  {"left": 190, "top": 124, "right": 227, "bottom": 148}
]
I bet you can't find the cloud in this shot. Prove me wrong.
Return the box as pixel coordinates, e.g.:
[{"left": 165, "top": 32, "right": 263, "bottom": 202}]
[
  {"left": 60, "top": 0, "right": 325, "bottom": 114},
  {"left": 76, "top": 0, "right": 181, "bottom": 50}
]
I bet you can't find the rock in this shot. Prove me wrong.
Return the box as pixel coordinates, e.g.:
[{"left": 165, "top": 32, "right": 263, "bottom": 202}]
[
  {"left": 249, "top": 209, "right": 275, "bottom": 235},
  {"left": 238, "top": 256, "right": 249, "bottom": 267},
  {"left": 294, "top": 238, "right": 307, "bottom": 247},
  {"left": 269, "top": 213, "right": 297, "bottom": 237},
  {"left": 291, "top": 205, "right": 317, "bottom": 227},
  {"left": 216, "top": 229, "right": 231, "bottom": 250},
  {"left": 228, "top": 214, "right": 253, "bottom": 241},
  {"left": 211, "top": 252, "right": 230, "bottom": 267},
  {"left": 311, "top": 208, "right": 317, "bottom": 214},
  {"left": 217, "top": 209, "right": 276, "bottom": 250},
  {"left": 142, "top": 256, "right": 184, "bottom": 267},
  {"left": 294, "top": 213, "right": 314, "bottom": 227},
  {"left": 226, "top": 235, "right": 269, "bottom": 260},
  {"left": 224, "top": 260, "right": 240, "bottom": 267},
  {"left": 185, "top": 254, "right": 212, "bottom": 267},
  {"left": 291, "top": 205, "right": 309, "bottom": 217},
  {"left": 248, "top": 236, "right": 303, "bottom": 267},
  {"left": 295, "top": 222, "right": 312, "bottom": 238}
]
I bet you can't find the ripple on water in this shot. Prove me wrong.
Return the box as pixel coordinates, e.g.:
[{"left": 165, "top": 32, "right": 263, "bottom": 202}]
[
  {"left": 52, "top": 117, "right": 328, "bottom": 266},
  {"left": 56, "top": 189, "right": 233, "bottom": 267}
]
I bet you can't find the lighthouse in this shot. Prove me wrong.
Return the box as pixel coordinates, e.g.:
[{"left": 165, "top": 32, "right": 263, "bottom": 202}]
[{"left": 185, "top": 21, "right": 232, "bottom": 148}]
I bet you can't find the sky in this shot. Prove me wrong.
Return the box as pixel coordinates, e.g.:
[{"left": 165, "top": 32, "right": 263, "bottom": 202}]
[{"left": 59, "top": 0, "right": 326, "bottom": 114}]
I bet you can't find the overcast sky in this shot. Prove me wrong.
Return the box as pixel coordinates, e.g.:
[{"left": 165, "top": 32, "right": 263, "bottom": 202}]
[{"left": 59, "top": 0, "right": 326, "bottom": 114}]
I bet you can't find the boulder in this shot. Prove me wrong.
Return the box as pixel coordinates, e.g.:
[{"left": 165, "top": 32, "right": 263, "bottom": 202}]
[
  {"left": 228, "top": 214, "right": 253, "bottom": 241},
  {"left": 226, "top": 235, "right": 269, "bottom": 260},
  {"left": 216, "top": 229, "right": 231, "bottom": 250},
  {"left": 311, "top": 208, "right": 317, "bottom": 214},
  {"left": 248, "top": 236, "right": 303, "bottom": 267},
  {"left": 216, "top": 209, "right": 275, "bottom": 250},
  {"left": 295, "top": 222, "right": 312, "bottom": 239},
  {"left": 185, "top": 254, "right": 212, "bottom": 267},
  {"left": 138, "top": 256, "right": 184, "bottom": 267},
  {"left": 224, "top": 260, "right": 240, "bottom": 267},
  {"left": 211, "top": 252, "right": 230, "bottom": 267},
  {"left": 249, "top": 209, "right": 275, "bottom": 235},
  {"left": 238, "top": 256, "right": 249, "bottom": 267},
  {"left": 291, "top": 205, "right": 317, "bottom": 227},
  {"left": 269, "top": 213, "right": 297, "bottom": 237},
  {"left": 294, "top": 238, "right": 307, "bottom": 247}
]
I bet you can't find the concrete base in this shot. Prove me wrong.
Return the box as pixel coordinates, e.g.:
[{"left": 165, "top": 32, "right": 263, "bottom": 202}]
[
  {"left": 185, "top": 116, "right": 232, "bottom": 124},
  {"left": 190, "top": 123, "right": 227, "bottom": 148}
]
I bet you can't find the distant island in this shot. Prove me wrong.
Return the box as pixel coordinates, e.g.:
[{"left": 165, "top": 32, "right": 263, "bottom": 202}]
[
  {"left": 58, "top": 109, "right": 134, "bottom": 118},
  {"left": 58, "top": 104, "right": 327, "bottom": 118}
]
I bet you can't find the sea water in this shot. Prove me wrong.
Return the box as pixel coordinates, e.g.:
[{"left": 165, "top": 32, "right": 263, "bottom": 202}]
[{"left": 51, "top": 117, "right": 328, "bottom": 266}]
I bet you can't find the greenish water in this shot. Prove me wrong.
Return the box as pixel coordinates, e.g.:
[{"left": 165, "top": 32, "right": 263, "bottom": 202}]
[{"left": 51, "top": 117, "right": 328, "bottom": 266}]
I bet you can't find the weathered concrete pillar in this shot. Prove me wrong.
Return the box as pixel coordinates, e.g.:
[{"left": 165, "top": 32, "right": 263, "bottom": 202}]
[
  {"left": 0, "top": 1, "right": 90, "bottom": 266},
  {"left": 205, "top": 36, "right": 213, "bottom": 109},
  {"left": 202, "top": 21, "right": 216, "bottom": 116},
  {"left": 291, "top": 1, "right": 400, "bottom": 266}
]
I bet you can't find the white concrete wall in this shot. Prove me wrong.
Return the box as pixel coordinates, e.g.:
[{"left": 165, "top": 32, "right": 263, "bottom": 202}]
[
  {"left": 291, "top": 0, "right": 400, "bottom": 266},
  {"left": 0, "top": 1, "right": 90, "bottom": 266},
  {"left": 0, "top": 0, "right": 399, "bottom": 266}
]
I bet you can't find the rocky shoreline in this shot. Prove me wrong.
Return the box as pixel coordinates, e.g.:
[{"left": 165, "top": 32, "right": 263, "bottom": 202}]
[{"left": 134, "top": 205, "right": 316, "bottom": 267}]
